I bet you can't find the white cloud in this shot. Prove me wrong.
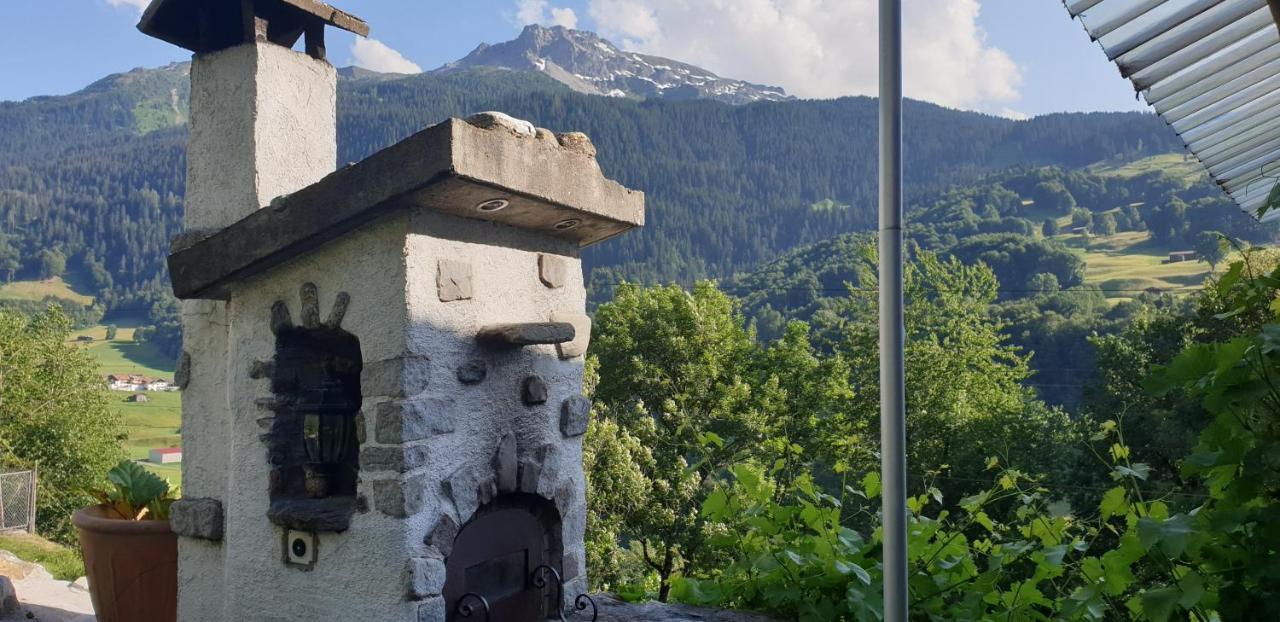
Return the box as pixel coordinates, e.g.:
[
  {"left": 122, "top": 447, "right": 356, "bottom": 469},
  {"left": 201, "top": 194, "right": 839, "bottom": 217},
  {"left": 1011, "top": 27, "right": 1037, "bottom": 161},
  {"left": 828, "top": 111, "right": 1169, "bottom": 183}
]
[
  {"left": 349, "top": 38, "right": 423, "bottom": 74},
  {"left": 585, "top": 0, "right": 1023, "bottom": 113},
  {"left": 515, "top": 0, "right": 580, "bottom": 28},
  {"left": 106, "top": 0, "right": 149, "bottom": 13}
]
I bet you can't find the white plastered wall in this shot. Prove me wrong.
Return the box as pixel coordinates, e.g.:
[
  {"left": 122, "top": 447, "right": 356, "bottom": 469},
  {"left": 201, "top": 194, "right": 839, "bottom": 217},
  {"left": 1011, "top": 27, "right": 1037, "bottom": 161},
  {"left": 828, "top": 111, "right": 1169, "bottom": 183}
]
[{"left": 179, "top": 41, "right": 337, "bottom": 622}]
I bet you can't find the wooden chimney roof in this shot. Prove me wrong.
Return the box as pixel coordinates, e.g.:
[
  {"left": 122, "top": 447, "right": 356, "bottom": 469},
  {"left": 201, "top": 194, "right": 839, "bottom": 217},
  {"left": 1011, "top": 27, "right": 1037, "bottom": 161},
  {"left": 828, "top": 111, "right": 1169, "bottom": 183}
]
[{"left": 138, "top": 0, "right": 369, "bottom": 60}]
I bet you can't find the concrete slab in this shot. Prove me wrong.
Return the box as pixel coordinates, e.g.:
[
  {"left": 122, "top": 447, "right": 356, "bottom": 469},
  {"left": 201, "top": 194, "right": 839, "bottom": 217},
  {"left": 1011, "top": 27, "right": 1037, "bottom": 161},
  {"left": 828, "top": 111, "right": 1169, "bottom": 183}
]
[
  {"left": 0, "top": 551, "right": 94, "bottom": 622},
  {"left": 168, "top": 117, "right": 644, "bottom": 300}
]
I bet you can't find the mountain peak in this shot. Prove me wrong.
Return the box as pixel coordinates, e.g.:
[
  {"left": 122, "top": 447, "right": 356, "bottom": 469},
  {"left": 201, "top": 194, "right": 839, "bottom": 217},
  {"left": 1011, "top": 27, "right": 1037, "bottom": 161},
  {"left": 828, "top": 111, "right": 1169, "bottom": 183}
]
[{"left": 438, "top": 25, "right": 790, "bottom": 105}]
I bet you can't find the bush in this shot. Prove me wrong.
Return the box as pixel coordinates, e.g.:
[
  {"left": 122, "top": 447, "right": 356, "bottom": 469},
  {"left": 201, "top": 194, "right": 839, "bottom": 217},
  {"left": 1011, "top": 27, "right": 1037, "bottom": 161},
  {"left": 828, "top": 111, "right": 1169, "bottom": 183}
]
[{"left": 0, "top": 305, "right": 125, "bottom": 543}]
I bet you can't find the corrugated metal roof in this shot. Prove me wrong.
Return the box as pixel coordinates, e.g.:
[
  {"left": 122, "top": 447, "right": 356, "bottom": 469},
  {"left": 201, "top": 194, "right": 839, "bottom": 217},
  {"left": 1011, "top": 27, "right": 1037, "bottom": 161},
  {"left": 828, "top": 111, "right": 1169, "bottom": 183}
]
[{"left": 1066, "top": 0, "right": 1280, "bottom": 221}]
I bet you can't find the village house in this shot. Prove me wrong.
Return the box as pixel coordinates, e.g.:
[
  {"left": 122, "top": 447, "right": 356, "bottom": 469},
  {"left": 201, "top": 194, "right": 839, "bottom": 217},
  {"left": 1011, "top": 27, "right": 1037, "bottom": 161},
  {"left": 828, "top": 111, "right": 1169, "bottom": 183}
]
[
  {"left": 105, "top": 373, "right": 175, "bottom": 392},
  {"left": 149, "top": 447, "right": 183, "bottom": 464}
]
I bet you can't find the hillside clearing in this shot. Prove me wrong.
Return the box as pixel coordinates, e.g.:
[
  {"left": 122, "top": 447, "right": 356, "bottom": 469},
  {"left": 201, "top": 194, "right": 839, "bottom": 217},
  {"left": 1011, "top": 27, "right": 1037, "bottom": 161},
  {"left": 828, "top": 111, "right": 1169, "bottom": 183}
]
[
  {"left": 1089, "top": 153, "right": 1206, "bottom": 186},
  {"left": 1058, "top": 231, "right": 1213, "bottom": 297},
  {"left": 0, "top": 277, "right": 94, "bottom": 305}
]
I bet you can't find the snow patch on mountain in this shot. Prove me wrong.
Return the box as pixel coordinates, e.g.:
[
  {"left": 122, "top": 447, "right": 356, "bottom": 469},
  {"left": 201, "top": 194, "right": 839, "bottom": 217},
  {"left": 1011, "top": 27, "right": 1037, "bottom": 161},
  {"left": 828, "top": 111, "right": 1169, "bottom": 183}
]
[{"left": 436, "top": 25, "right": 791, "bottom": 105}]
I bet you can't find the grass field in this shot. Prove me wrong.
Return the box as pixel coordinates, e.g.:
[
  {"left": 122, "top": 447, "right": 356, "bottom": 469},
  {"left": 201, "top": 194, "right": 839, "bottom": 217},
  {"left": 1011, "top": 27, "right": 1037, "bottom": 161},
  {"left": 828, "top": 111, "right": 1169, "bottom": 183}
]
[
  {"left": 1089, "top": 153, "right": 1208, "bottom": 186},
  {"left": 1056, "top": 230, "right": 1216, "bottom": 300},
  {"left": 0, "top": 277, "right": 94, "bottom": 305},
  {"left": 72, "top": 319, "right": 175, "bottom": 380},
  {"left": 0, "top": 532, "right": 83, "bottom": 580},
  {"left": 115, "top": 390, "right": 183, "bottom": 486},
  {"left": 70, "top": 325, "right": 185, "bottom": 487}
]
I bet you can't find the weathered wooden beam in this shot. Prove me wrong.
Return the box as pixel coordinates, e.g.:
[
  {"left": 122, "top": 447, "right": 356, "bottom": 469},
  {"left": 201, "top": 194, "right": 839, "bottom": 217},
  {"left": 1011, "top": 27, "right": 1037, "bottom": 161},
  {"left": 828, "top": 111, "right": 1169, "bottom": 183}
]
[
  {"left": 304, "top": 21, "right": 326, "bottom": 61},
  {"left": 139, "top": 0, "right": 369, "bottom": 54}
]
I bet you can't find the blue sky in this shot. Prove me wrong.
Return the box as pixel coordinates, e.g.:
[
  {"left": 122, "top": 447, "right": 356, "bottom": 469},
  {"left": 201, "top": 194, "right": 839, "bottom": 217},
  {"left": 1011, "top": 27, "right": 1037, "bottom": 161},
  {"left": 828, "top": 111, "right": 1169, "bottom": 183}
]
[{"left": 0, "top": 1, "right": 1144, "bottom": 118}]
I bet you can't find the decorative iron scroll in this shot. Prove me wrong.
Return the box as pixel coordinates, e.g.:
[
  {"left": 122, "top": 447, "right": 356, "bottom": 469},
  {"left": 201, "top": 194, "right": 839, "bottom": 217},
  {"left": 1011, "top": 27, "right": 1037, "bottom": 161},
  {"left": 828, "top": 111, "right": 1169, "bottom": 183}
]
[
  {"left": 455, "top": 592, "right": 492, "bottom": 621},
  {"left": 532, "top": 565, "right": 598, "bottom": 621}
]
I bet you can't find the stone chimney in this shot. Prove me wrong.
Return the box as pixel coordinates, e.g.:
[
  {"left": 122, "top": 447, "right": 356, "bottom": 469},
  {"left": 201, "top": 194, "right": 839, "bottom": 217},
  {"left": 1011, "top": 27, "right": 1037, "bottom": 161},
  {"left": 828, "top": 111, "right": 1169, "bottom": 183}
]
[{"left": 140, "top": 3, "right": 643, "bottom": 621}]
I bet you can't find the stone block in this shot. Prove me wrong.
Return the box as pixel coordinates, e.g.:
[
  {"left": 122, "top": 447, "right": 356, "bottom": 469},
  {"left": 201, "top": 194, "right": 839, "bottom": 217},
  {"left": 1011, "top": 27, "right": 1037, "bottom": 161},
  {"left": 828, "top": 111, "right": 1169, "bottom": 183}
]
[
  {"left": 300, "top": 282, "right": 321, "bottom": 328},
  {"left": 523, "top": 375, "right": 549, "bottom": 405},
  {"left": 538, "top": 253, "right": 568, "bottom": 288},
  {"left": 361, "top": 354, "right": 431, "bottom": 399},
  {"left": 493, "top": 433, "right": 518, "bottom": 493},
  {"left": 560, "top": 395, "right": 592, "bottom": 437},
  {"left": 444, "top": 464, "right": 482, "bottom": 521},
  {"left": 563, "top": 550, "right": 582, "bottom": 581},
  {"left": 517, "top": 458, "right": 542, "bottom": 494},
  {"left": 170, "top": 497, "right": 224, "bottom": 541},
  {"left": 416, "top": 597, "right": 446, "bottom": 622},
  {"left": 425, "top": 514, "right": 460, "bottom": 557},
  {"left": 326, "top": 291, "right": 351, "bottom": 328},
  {"left": 375, "top": 397, "right": 455, "bottom": 443},
  {"left": 551, "top": 312, "right": 591, "bottom": 359},
  {"left": 175, "top": 351, "right": 192, "bottom": 389},
  {"left": 437, "top": 259, "right": 473, "bottom": 302},
  {"left": 556, "top": 131, "right": 597, "bottom": 158},
  {"left": 0, "top": 576, "right": 15, "bottom": 618},
  {"left": 465, "top": 111, "right": 535, "bottom": 137},
  {"left": 477, "top": 322, "right": 574, "bottom": 348},
  {"left": 267, "top": 497, "right": 357, "bottom": 532},
  {"left": 372, "top": 474, "right": 427, "bottom": 518},
  {"left": 270, "top": 300, "right": 293, "bottom": 334},
  {"left": 456, "top": 359, "right": 487, "bottom": 385},
  {"left": 361, "top": 444, "right": 429, "bottom": 473},
  {"left": 407, "top": 556, "right": 447, "bottom": 600},
  {"left": 554, "top": 480, "right": 579, "bottom": 518}
]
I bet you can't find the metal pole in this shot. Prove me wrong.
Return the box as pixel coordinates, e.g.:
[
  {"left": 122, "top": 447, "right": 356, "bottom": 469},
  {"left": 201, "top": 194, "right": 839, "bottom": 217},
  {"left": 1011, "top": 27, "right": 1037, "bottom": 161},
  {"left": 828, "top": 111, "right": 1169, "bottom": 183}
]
[{"left": 879, "top": 0, "right": 908, "bottom": 620}]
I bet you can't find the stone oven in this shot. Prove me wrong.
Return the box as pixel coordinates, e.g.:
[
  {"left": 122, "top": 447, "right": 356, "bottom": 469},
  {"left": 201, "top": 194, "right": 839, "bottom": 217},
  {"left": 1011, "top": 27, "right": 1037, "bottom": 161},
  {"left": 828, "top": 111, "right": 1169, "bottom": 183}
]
[{"left": 140, "top": 2, "right": 644, "bottom": 620}]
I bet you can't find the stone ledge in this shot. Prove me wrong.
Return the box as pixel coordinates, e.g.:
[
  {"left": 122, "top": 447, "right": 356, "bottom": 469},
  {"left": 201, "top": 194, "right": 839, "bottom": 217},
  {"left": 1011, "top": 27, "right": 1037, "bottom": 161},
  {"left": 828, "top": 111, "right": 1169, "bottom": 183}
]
[
  {"left": 171, "top": 497, "right": 225, "bottom": 541},
  {"left": 266, "top": 496, "right": 356, "bottom": 532},
  {"left": 168, "top": 118, "right": 644, "bottom": 300}
]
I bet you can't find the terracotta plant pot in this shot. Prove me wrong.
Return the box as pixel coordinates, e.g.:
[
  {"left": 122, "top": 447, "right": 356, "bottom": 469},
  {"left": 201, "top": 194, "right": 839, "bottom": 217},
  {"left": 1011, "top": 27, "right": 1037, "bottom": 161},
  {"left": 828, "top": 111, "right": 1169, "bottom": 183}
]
[{"left": 73, "top": 505, "right": 177, "bottom": 622}]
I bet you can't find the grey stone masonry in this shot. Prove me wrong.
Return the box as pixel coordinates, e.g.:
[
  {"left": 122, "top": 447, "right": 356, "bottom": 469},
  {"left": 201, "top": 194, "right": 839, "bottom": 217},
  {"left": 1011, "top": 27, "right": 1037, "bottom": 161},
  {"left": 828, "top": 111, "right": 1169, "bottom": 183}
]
[
  {"left": 406, "top": 556, "right": 447, "bottom": 601},
  {"left": 374, "top": 397, "right": 456, "bottom": 443},
  {"left": 560, "top": 396, "right": 592, "bottom": 438},
  {"left": 477, "top": 322, "right": 575, "bottom": 348},
  {"left": 170, "top": 498, "right": 225, "bottom": 541},
  {"left": 360, "top": 444, "right": 430, "bottom": 473},
  {"left": 551, "top": 311, "right": 591, "bottom": 359},
  {"left": 538, "top": 253, "right": 568, "bottom": 288},
  {"left": 372, "top": 474, "right": 427, "bottom": 519},
  {"left": 455, "top": 359, "right": 487, "bottom": 385},
  {"left": 522, "top": 376, "right": 549, "bottom": 405},
  {"left": 436, "top": 259, "right": 473, "bottom": 302},
  {"left": 361, "top": 355, "right": 432, "bottom": 400}
]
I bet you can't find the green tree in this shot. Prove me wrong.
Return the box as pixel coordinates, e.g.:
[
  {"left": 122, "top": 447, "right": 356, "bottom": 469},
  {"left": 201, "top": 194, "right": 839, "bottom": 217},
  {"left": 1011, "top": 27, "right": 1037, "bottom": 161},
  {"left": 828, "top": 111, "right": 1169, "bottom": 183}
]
[
  {"left": 34, "top": 249, "right": 66, "bottom": 280},
  {"left": 837, "top": 251, "right": 1079, "bottom": 493},
  {"left": 589, "top": 282, "right": 765, "bottom": 601},
  {"left": 104, "top": 324, "right": 117, "bottom": 341},
  {"left": 1042, "top": 218, "right": 1060, "bottom": 237},
  {"left": 1070, "top": 207, "right": 1093, "bottom": 229},
  {"left": 1095, "top": 211, "right": 1117, "bottom": 236},
  {"left": 1193, "top": 230, "right": 1228, "bottom": 271},
  {"left": 0, "top": 306, "right": 125, "bottom": 542},
  {"left": 1027, "top": 272, "right": 1060, "bottom": 294},
  {"left": 1030, "top": 180, "right": 1077, "bottom": 215}
]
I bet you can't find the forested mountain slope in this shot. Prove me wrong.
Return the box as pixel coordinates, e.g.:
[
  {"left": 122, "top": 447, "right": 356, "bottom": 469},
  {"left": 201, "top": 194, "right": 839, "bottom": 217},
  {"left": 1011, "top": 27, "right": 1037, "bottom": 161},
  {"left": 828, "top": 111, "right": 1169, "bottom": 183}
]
[{"left": 1, "top": 62, "right": 1183, "bottom": 316}]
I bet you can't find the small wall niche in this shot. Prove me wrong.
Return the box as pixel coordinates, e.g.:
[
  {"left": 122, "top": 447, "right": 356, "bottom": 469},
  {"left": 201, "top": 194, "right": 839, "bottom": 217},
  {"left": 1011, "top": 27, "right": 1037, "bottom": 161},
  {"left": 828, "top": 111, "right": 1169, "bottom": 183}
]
[{"left": 265, "top": 317, "right": 363, "bottom": 532}]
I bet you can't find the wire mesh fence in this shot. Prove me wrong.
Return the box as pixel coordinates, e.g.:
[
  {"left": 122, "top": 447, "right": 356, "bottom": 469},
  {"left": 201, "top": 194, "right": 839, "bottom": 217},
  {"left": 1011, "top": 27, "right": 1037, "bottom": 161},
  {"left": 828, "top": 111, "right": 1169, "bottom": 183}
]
[{"left": 0, "top": 469, "right": 37, "bottom": 533}]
